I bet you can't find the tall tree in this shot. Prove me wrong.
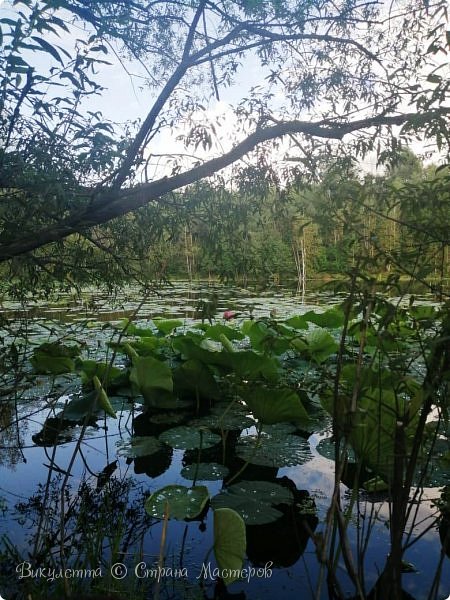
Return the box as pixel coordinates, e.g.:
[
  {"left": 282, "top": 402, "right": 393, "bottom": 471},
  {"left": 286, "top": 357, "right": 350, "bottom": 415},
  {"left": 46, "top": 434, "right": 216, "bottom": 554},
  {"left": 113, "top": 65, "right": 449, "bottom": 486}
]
[{"left": 0, "top": 0, "right": 448, "bottom": 287}]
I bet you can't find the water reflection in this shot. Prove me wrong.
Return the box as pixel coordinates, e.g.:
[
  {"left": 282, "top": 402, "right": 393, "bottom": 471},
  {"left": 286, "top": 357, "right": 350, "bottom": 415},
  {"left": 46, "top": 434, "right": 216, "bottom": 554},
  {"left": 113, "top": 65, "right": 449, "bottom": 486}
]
[{"left": 0, "top": 400, "right": 26, "bottom": 468}]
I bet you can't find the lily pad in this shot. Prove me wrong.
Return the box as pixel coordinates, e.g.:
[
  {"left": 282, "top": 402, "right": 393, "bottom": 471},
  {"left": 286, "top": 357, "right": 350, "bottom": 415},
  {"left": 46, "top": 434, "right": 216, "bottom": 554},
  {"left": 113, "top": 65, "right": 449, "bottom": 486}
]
[
  {"left": 61, "top": 391, "right": 100, "bottom": 421},
  {"left": 145, "top": 485, "right": 209, "bottom": 520},
  {"left": 148, "top": 411, "right": 187, "bottom": 426},
  {"left": 181, "top": 463, "right": 229, "bottom": 481},
  {"left": 211, "top": 481, "right": 294, "bottom": 525},
  {"left": 236, "top": 431, "right": 311, "bottom": 467},
  {"left": 188, "top": 402, "right": 255, "bottom": 431},
  {"left": 116, "top": 436, "right": 162, "bottom": 458},
  {"left": 159, "top": 426, "right": 221, "bottom": 450},
  {"left": 214, "top": 508, "right": 246, "bottom": 585}
]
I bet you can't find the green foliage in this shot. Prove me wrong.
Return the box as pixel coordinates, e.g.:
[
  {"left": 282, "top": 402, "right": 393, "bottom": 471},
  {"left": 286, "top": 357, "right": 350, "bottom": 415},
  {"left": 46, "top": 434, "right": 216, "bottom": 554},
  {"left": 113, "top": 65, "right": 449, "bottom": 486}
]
[
  {"left": 144, "top": 485, "right": 209, "bottom": 520},
  {"left": 236, "top": 429, "right": 312, "bottom": 467},
  {"left": 129, "top": 354, "right": 174, "bottom": 403},
  {"left": 181, "top": 463, "right": 229, "bottom": 481},
  {"left": 240, "top": 386, "right": 308, "bottom": 425},
  {"left": 159, "top": 426, "right": 221, "bottom": 450},
  {"left": 211, "top": 481, "right": 294, "bottom": 525},
  {"left": 30, "top": 342, "right": 80, "bottom": 374},
  {"left": 116, "top": 436, "right": 162, "bottom": 458},
  {"left": 213, "top": 508, "right": 246, "bottom": 585},
  {"left": 92, "top": 375, "right": 117, "bottom": 419}
]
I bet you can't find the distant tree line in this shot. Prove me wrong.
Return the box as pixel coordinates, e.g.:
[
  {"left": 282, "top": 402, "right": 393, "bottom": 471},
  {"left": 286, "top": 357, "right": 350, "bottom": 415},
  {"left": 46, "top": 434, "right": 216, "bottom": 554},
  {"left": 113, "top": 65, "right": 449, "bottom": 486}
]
[{"left": 97, "top": 149, "right": 447, "bottom": 289}]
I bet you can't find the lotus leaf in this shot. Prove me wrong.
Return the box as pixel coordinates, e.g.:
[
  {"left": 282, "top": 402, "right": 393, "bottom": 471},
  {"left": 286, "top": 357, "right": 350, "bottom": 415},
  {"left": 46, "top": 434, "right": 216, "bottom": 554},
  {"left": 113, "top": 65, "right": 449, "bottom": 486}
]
[
  {"left": 116, "top": 435, "right": 162, "bottom": 458},
  {"left": 181, "top": 463, "right": 229, "bottom": 481},
  {"left": 31, "top": 342, "right": 80, "bottom": 374},
  {"left": 153, "top": 319, "right": 183, "bottom": 335},
  {"left": 159, "top": 426, "right": 221, "bottom": 450},
  {"left": 145, "top": 485, "right": 209, "bottom": 520},
  {"left": 129, "top": 355, "right": 173, "bottom": 401},
  {"left": 211, "top": 480, "right": 294, "bottom": 525},
  {"left": 236, "top": 431, "right": 312, "bottom": 467},
  {"left": 241, "top": 387, "right": 308, "bottom": 425},
  {"left": 214, "top": 508, "right": 246, "bottom": 585}
]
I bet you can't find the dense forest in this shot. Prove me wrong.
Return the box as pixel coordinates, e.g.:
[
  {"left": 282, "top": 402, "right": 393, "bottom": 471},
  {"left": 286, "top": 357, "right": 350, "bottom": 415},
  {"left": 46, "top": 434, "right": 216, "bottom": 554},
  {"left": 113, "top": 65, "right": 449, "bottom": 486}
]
[
  {"left": 111, "top": 150, "right": 450, "bottom": 285},
  {"left": 3, "top": 148, "right": 449, "bottom": 296}
]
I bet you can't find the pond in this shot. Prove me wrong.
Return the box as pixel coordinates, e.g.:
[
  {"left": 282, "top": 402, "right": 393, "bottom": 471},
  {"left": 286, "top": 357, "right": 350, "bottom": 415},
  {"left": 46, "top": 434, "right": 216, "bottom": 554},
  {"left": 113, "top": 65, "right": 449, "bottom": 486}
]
[{"left": 0, "top": 281, "right": 449, "bottom": 600}]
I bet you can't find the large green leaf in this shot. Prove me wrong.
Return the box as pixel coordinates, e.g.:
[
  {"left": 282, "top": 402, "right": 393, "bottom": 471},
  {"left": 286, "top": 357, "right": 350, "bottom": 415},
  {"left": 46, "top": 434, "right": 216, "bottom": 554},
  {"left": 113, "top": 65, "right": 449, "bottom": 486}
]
[
  {"left": 241, "top": 387, "right": 308, "bottom": 425},
  {"left": 227, "top": 351, "right": 280, "bottom": 382},
  {"left": 211, "top": 481, "right": 293, "bottom": 525},
  {"left": 181, "top": 463, "right": 229, "bottom": 481},
  {"left": 116, "top": 435, "right": 162, "bottom": 458},
  {"left": 347, "top": 388, "right": 421, "bottom": 481},
  {"left": 304, "top": 308, "right": 345, "bottom": 328},
  {"left": 236, "top": 431, "right": 312, "bottom": 467},
  {"left": 153, "top": 319, "right": 183, "bottom": 335},
  {"left": 204, "top": 324, "right": 245, "bottom": 342},
  {"left": 173, "top": 337, "right": 279, "bottom": 381},
  {"left": 93, "top": 376, "right": 117, "bottom": 418},
  {"left": 214, "top": 508, "right": 246, "bottom": 585},
  {"left": 242, "top": 320, "right": 290, "bottom": 355},
  {"left": 145, "top": 485, "right": 209, "bottom": 520},
  {"left": 31, "top": 342, "right": 80, "bottom": 374},
  {"left": 129, "top": 337, "right": 161, "bottom": 356},
  {"left": 284, "top": 315, "right": 309, "bottom": 330},
  {"left": 129, "top": 355, "right": 173, "bottom": 401},
  {"left": 159, "top": 426, "right": 221, "bottom": 450},
  {"left": 304, "top": 328, "right": 338, "bottom": 364},
  {"left": 174, "top": 359, "right": 220, "bottom": 399},
  {"left": 78, "top": 360, "right": 127, "bottom": 389}
]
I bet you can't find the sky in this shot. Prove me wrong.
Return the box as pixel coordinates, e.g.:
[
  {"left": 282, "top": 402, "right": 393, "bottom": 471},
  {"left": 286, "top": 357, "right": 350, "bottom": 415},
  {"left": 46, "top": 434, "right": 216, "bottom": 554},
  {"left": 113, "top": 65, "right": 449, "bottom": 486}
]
[{"left": 1, "top": 0, "right": 447, "bottom": 183}]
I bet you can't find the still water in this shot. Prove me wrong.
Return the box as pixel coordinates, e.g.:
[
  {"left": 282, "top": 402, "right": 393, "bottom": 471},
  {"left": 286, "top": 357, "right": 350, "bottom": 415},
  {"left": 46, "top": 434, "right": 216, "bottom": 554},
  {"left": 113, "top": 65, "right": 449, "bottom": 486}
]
[{"left": 0, "top": 281, "right": 448, "bottom": 599}]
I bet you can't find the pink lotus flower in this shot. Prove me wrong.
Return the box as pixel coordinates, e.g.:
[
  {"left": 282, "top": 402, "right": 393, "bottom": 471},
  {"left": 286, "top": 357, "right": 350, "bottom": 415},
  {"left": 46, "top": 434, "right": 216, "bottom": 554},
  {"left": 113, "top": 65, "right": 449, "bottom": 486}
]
[{"left": 223, "top": 310, "right": 236, "bottom": 320}]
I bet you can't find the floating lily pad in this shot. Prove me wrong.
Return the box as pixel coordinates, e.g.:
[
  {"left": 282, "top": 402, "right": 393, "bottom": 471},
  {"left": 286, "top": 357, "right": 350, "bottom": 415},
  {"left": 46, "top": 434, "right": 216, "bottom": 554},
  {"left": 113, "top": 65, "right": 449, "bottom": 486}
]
[
  {"left": 211, "top": 481, "right": 294, "bottom": 525},
  {"left": 314, "top": 437, "right": 356, "bottom": 461},
  {"left": 61, "top": 391, "right": 100, "bottom": 421},
  {"left": 116, "top": 436, "right": 162, "bottom": 458},
  {"left": 181, "top": 463, "right": 229, "bottom": 481},
  {"left": 159, "top": 426, "right": 221, "bottom": 450},
  {"left": 236, "top": 431, "right": 311, "bottom": 467},
  {"left": 145, "top": 485, "right": 209, "bottom": 520},
  {"left": 263, "top": 422, "right": 298, "bottom": 435},
  {"left": 188, "top": 403, "right": 255, "bottom": 431},
  {"left": 214, "top": 508, "right": 246, "bottom": 585},
  {"left": 147, "top": 394, "right": 193, "bottom": 410},
  {"left": 149, "top": 411, "right": 187, "bottom": 426}
]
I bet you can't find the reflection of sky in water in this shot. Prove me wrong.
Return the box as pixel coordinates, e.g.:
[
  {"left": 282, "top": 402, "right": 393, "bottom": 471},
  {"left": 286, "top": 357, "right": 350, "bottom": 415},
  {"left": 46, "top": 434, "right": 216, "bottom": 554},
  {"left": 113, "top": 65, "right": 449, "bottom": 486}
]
[{"left": 1, "top": 282, "right": 449, "bottom": 599}]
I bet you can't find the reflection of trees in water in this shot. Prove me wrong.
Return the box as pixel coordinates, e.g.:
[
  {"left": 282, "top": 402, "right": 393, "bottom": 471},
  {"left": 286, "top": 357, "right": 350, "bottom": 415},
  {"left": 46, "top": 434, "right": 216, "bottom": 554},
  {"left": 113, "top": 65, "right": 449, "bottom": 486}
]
[
  {"left": 0, "top": 400, "right": 26, "bottom": 468},
  {"left": 1, "top": 474, "right": 153, "bottom": 598}
]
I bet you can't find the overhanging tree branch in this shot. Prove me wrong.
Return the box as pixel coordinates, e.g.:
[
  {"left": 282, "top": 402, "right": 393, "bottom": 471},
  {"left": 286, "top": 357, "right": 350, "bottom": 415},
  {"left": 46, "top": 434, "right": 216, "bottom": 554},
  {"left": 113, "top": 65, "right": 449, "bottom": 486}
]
[{"left": 0, "top": 109, "right": 447, "bottom": 262}]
